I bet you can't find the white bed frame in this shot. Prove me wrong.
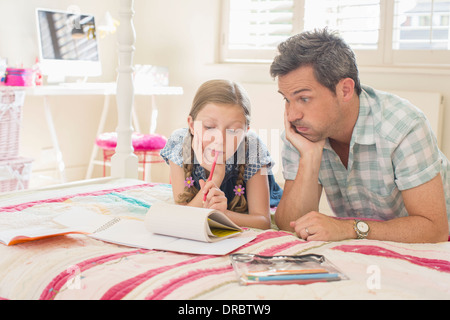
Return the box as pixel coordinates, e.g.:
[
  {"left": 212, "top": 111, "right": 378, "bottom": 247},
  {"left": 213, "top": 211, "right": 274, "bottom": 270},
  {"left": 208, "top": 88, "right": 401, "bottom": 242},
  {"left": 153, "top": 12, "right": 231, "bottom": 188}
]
[{"left": 111, "top": 0, "right": 139, "bottom": 180}]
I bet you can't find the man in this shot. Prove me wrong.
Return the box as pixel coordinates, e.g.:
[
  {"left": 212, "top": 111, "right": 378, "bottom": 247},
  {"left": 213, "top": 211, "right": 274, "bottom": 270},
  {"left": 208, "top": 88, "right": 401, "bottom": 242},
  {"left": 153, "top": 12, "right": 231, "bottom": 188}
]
[{"left": 272, "top": 29, "right": 449, "bottom": 243}]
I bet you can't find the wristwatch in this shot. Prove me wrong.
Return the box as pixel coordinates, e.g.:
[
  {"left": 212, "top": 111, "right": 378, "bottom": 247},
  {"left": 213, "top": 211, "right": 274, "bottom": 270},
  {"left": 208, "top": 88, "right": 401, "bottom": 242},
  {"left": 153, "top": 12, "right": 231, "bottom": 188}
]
[{"left": 354, "top": 220, "right": 370, "bottom": 239}]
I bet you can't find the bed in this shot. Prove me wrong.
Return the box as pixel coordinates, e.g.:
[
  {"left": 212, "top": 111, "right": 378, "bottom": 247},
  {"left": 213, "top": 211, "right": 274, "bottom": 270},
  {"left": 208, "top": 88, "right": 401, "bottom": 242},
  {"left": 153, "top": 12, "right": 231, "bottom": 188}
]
[
  {"left": 1, "top": 0, "right": 450, "bottom": 301},
  {"left": 1, "top": 178, "right": 450, "bottom": 300}
]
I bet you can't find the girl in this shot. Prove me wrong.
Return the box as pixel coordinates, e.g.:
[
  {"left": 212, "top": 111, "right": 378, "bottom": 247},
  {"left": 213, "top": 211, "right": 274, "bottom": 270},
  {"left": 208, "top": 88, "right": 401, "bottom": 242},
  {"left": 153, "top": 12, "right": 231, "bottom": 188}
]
[{"left": 160, "top": 79, "right": 282, "bottom": 229}]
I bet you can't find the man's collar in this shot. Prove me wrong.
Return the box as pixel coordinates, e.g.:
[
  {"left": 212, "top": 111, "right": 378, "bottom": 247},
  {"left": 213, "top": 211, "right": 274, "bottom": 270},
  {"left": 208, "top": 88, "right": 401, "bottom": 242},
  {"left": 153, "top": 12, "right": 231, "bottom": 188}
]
[
  {"left": 324, "top": 86, "right": 376, "bottom": 151},
  {"left": 351, "top": 86, "right": 376, "bottom": 146}
]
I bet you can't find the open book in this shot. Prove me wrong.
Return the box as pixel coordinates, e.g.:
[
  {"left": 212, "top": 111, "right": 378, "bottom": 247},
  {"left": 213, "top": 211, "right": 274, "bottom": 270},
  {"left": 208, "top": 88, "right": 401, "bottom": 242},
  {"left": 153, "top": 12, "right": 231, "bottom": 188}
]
[
  {"left": 0, "top": 203, "right": 254, "bottom": 255},
  {"left": 0, "top": 226, "right": 87, "bottom": 246},
  {"left": 145, "top": 202, "right": 242, "bottom": 242}
]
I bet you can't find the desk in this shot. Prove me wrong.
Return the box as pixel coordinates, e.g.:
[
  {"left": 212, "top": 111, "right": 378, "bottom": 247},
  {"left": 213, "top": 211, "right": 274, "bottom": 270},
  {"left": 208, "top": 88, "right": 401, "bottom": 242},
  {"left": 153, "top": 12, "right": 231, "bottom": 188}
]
[{"left": 25, "top": 83, "right": 183, "bottom": 183}]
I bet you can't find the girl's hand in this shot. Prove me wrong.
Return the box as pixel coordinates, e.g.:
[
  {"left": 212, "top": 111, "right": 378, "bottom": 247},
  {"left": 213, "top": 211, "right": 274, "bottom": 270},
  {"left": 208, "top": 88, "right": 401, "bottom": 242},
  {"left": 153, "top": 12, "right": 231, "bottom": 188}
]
[
  {"left": 199, "top": 160, "right": 226, "bottom": 188},
  {"left": 199, "top": 179, "right": 228, "bottom": 212}
]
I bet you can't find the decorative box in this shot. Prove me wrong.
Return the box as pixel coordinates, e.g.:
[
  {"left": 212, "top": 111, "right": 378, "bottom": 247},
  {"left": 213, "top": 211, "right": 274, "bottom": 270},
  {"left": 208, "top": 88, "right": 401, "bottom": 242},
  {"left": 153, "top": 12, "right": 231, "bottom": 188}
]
[
  {"left": 0, "top": 89, "right": 25, "bottom": 159},
  {"left": 0, "top": 157, "right": 33, "bottom": 192}
]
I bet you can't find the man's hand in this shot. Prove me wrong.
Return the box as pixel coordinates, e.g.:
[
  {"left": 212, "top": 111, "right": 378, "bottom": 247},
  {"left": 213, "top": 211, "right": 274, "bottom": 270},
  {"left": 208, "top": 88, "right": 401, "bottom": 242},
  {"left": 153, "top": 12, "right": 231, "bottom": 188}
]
[
  {"left": 289, "top": 211, "right": 355, "bottom": 241},
  {"left": 284, "top": 109, "right": 325, "bottom": 157}
]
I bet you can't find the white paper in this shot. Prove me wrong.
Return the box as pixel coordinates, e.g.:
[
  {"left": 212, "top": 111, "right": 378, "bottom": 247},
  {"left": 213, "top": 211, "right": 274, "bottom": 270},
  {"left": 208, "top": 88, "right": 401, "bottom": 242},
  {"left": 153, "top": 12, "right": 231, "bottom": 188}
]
[
  {"left": 53, "top": 204, "right": 254, "bottom": 255},
  {"left": 91, "top": 218, "right": 254, "bottom": 255},
  {"left": 53, "top": 208, "right": 116, "bottom": 233},
  {"left": 145, "top": 203, "right": 211, "bottom": 242},
  {"left": 145, "top": 202, "right": 242, "bottom": 242}
]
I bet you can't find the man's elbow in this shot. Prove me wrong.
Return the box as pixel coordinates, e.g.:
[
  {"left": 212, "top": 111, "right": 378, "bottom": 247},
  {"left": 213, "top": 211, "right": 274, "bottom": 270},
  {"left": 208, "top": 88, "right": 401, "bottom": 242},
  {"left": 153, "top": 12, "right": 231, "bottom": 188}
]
[
  {"left": 434, "top": 224, "right": 449, "bottom": 243},
  {"left": 423, "top": 219, "right": 449, "bottom": 243},
  {"left": 274, "top": 210, "right": 294, "bottom": 232}
]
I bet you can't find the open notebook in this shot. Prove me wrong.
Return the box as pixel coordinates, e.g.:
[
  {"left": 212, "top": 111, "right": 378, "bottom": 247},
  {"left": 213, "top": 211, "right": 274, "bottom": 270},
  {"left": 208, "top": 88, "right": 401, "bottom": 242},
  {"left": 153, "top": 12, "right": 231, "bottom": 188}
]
[{"left": 0, "top": 202, "right": 255, "bottom": 255}]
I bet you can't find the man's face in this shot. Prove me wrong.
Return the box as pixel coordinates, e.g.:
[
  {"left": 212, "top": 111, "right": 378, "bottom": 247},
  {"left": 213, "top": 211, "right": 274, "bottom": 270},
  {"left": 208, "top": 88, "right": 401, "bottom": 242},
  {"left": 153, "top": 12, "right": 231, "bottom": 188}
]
[{"left": 277, "top": 65, "right": 343, "bottom": 142}]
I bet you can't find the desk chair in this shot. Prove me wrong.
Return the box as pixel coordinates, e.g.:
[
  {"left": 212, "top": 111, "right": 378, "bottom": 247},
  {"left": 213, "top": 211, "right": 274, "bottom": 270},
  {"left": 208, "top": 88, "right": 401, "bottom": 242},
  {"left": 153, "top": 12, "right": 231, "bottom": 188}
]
[{"left": 95, "top": 132, "right": 166, "bottom": 180}]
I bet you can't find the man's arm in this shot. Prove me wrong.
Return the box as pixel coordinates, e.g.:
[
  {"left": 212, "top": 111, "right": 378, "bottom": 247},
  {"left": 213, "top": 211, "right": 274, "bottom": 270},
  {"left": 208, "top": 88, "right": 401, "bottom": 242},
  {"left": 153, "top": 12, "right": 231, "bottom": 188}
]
[
  {"left": 274, "top": 160, "right": 323, "bottom": 231},
  {"left": 290, "top": 174, "right": 448, "bottom": 243},
  {"left": 367, "top": 173, "right": 448, "bottom": 243},
  {"left": 275, "top": 110, "right": 325, "bottom": 231}
]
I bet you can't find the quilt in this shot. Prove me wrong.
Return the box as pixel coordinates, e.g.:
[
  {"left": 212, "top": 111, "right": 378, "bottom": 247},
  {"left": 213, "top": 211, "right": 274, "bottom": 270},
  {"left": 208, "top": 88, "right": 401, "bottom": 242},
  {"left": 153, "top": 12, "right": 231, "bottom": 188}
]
[{"left": 0, "top": 179, "right": 449, "bottom": 300}]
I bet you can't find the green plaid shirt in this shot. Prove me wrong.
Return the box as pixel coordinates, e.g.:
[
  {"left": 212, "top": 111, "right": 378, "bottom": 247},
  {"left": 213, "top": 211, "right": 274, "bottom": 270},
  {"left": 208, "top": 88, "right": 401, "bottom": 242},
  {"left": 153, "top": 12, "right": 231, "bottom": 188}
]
[{"left": 281, "top": 85, "right": 450, "bottom": 225}]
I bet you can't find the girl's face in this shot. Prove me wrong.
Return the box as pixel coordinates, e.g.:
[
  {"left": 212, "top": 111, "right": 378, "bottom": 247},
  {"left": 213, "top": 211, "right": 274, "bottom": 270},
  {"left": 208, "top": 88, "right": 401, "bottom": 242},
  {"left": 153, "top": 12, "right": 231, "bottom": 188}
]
[{"left": 188, "top": 103, "right": 248, "bottom": 166}]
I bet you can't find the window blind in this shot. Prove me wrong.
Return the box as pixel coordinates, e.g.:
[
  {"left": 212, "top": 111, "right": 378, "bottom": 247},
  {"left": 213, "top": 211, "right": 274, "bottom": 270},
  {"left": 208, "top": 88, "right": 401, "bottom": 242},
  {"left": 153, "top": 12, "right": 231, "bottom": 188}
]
[
  {"left": 227, "top": 0, "right": 294, "bottom": 51},
  {"left": 222, "top": 0, "right": 450, "bottom": 65},
  {"left": 303, "top": 0, "right": 381, "bottom": 50}
]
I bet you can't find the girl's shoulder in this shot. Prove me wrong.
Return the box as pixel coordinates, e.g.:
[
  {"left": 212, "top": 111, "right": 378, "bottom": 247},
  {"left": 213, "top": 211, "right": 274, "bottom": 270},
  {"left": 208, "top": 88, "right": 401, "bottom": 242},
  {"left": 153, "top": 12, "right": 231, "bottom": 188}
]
[
  {"left": 169, "top": 127, "right": 189, "bottom": 141},
  {"left": 244, "top": 130, "right": 275, "bottom": 180},
  {"left": 246, "top": 130, "right": 273, "bottom": 161},
  {"left": 160, "top": 128, "right": 189, "bottom": 166}
]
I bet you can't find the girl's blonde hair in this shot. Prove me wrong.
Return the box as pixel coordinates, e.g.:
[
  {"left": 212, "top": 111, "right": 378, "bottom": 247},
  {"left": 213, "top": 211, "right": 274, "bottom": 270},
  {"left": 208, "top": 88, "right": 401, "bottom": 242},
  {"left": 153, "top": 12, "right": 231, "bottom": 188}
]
[{"left": 177, "top": 80, "right": 251, "bottom": 213}]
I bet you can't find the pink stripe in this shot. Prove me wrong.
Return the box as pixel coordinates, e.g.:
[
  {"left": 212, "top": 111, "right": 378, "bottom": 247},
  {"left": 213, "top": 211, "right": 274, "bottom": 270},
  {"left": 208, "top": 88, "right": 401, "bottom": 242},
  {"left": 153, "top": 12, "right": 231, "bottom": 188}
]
[
  {"left": 333, "top": 245, "right": 450, "bottom": 273},
  {"left": 259, "top": 240, "right": 304, "bottom": 256},
  {"left": 145, "top": 266, "right": 232, "bottom": 300},
  {"left": 229, "top": 230, "right": 292, "bottom": 253},
  {"left": 100, "top": 255, "right": 214, "bottom": 300},
  {"left": 40, "top": 249, "right": 148, "bottom": 300},
  {"left": 239, "top": 230, "right": 302, "bottom": 256},
  {"left": 100, "top": 232, "right": 290, "bottom": 300},
  {"left": 146, "top": 234, "right": 305, "bottom": 299},
  {"left": 0, "top": 183, "right": 156, "bottom": 213}
]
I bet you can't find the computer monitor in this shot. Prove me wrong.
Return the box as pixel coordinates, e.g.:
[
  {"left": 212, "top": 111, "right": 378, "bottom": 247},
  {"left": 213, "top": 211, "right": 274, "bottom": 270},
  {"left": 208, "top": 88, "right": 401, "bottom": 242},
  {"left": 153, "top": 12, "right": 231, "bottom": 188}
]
[{"left": 36, "top": 8, "right": 102, "bottom": 82}]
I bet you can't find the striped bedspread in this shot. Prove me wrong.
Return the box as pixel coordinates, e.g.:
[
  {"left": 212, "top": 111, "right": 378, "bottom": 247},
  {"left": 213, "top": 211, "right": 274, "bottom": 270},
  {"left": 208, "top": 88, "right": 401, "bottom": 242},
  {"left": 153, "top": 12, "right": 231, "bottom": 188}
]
[{"left": 0, "top": 179, "right": 449, "bottom": 300}]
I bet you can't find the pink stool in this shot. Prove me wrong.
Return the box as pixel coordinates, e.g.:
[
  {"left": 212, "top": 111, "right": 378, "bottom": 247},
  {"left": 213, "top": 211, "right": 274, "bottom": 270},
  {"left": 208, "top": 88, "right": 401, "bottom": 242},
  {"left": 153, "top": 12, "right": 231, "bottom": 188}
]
[{"left": 95, "top": 132, "right": 167, "bottom": 180}]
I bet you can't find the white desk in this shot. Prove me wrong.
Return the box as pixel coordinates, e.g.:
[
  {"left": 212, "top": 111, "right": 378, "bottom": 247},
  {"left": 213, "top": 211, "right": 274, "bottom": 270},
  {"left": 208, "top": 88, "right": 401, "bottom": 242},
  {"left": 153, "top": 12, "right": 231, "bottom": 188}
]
[{"left": 25, "top": 83, "right": 183, "bottom": 183}]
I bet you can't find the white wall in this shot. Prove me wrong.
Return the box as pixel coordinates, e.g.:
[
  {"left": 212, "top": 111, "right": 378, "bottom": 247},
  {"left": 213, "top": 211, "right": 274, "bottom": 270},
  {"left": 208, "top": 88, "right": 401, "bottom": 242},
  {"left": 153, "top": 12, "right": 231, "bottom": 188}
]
[
  {"left": 1, "top": 0, "right": 449, "bottom": 188},
  {"left": 0, "top": 0, "right": 121, "bottom": 186},
  {"left": 133, "top": 0, "right": 450, "bottom": 185}
]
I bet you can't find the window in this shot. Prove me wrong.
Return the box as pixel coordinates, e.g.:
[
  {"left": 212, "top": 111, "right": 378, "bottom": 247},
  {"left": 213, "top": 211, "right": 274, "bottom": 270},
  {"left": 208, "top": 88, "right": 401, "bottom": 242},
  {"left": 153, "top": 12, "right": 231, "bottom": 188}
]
[
  {"left": 221, "top": 0, "right": 450, "bottom": 67},
  {"left": 303, "top": 0, "right": 381, "bottom": 50},
  {"left": 393, "top": 0, "right": 450, "bottom": 50},
  {"left": 222, "top": 0, "right": 295, "bottom": 62}
]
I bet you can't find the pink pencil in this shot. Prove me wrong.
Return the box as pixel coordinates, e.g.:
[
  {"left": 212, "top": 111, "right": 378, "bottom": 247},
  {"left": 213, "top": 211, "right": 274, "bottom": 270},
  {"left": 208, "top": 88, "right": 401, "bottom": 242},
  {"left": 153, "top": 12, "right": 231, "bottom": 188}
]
[{"left": 203, "top": 150, "right": 219, "bottom": 202}]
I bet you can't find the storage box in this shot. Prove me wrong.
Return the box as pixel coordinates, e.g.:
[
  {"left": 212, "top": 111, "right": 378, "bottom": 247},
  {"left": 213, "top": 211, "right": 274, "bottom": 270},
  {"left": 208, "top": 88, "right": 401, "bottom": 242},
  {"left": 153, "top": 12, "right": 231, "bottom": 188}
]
[
  {"left": 5, "top": 68, "right": 34, "bottom": 87},
  {"left": 0, "top": 157, "right": 33, "bottom": 192},
  {"left": 0, "top": 89, "right": 25, "bottom": 159}
]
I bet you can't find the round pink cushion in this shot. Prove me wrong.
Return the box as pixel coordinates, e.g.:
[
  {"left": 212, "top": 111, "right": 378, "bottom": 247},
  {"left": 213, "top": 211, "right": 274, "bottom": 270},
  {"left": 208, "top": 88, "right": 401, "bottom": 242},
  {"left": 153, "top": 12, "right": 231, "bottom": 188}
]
[{"left": 96, "top": 132, "right": 167, "bottom": 151}]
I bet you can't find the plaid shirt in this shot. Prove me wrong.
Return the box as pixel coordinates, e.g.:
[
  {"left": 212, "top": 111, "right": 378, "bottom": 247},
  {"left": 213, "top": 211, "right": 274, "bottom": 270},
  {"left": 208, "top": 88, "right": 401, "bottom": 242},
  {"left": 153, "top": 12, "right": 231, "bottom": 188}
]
[{"left": 281, "top": 85, "right": 450, "bottom": 224}]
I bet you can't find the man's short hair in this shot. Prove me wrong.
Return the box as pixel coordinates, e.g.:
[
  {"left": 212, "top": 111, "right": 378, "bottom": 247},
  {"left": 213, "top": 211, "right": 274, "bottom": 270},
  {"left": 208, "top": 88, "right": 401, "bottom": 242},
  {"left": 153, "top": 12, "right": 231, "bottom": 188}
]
[{"left": 270, "top": 28, "right": 362, "bottom": 96}]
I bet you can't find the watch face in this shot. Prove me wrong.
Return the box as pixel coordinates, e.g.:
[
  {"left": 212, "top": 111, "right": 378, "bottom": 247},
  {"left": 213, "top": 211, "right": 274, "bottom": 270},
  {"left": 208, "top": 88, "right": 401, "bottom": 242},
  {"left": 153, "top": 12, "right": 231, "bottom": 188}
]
[{"left": 357, "top": 221, "right": 369, "bottom": 233}]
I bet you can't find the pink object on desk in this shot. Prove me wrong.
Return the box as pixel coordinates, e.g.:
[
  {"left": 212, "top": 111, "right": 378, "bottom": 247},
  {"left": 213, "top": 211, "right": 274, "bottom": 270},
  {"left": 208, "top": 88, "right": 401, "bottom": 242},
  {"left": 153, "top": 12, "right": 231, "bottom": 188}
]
[{"left": 5, "top": 68, "right": 34, "bottom": 87}]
